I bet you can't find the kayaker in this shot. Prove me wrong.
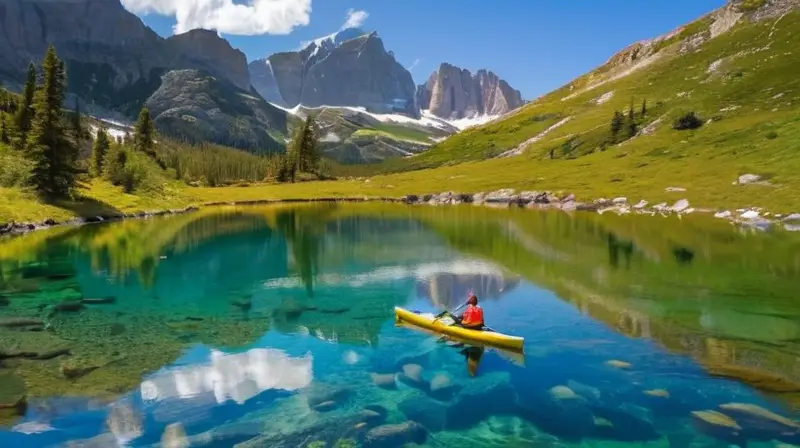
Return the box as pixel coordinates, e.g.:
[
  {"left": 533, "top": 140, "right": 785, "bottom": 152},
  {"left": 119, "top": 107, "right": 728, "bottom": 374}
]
[{"left": 454, "top": 294, "right": 484, "bottom": 329}]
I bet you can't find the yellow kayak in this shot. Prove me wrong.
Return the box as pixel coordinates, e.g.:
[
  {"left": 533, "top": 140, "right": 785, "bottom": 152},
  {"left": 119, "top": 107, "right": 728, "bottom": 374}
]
[{"left": 394, "top": 306, "right": 525, "bottom": 352}]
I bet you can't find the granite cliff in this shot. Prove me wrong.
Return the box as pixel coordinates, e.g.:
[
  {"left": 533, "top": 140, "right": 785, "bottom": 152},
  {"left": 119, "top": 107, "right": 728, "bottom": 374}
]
[{"left": 416, "top": 63, "right": 525, "bottom": 120}]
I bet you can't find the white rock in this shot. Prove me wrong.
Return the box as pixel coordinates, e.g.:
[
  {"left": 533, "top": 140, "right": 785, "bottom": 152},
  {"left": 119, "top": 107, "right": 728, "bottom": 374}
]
[
  {"left": 783, "top": 213, "right": 800, "bottom": 222},
  {"left": 741, "top": 210, "right": 760, "bottom": 220},
  {"left": 612, "top": 197, "right": 628, "bottom": 205},
  {"left": 671, "top": 200, "right": 690, "bottom": 212},
  {"left": 633, "top": 200, "right": 648, "bottom": 209},
  {"left": 665, "top": 187, "right": 687, "bottom": 192},
  {"left": 738, "top": 174, "right": 761, "bottom": 185},
  {"left": 653, "top": 202, "right": 669, "bottom": 211},
  {"left": 714, "top": 211, "right": 733, "bottom": 219}
]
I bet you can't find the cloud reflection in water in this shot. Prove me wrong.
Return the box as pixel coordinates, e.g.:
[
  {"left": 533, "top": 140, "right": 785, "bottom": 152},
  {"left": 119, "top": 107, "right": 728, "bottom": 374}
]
[{"left": 140, "top": 348, "right": 313, "bottom": 405}]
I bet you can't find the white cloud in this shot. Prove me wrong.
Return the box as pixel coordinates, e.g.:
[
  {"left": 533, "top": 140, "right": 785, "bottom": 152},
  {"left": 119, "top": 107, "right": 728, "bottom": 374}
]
[
  {"left": 120, "top": 0, "right": 312, "bottom": 36},
  {"left": 407, "top": 58, "right": 421, "bottom": 72},
  {"left": 341, "top": 9, "right": 369, "bottom": 30}
]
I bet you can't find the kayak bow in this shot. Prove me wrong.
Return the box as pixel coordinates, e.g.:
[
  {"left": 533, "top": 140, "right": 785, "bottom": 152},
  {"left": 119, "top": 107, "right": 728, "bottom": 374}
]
[{"left": 394, "top": 306, "right": 524, "bottom": 352}]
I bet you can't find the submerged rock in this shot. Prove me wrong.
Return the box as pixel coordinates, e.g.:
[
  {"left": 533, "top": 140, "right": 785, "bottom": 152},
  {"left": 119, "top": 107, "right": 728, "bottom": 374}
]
[
  {"left": 161, "top": 422, "right": 189, "bottom": 448},
  {"left": 0, "top": 372, "right": 27, "bottom": 413},
  {"left": 81, "top": 297, "right": 117, "bottom": 305},
  {"left": 362, "top": 421, "right": 427, "bottom": 447},
  {"left": 644, "top": 389, "right": 670, "bottom": 399},
  {"left": 370, "top": 373, "right": 397, "bottom": 390},
  {"left": 718, "top": 402, "right": 799, "bottom": 434},
  {"left": 54, "top": 301, "right": 85, "bottom": 312},
  {"left": 548, "top": 385, "right": 581, "bottom": 401},
  {"left": 566, "top": 380, "right": 601, "bottom": 401},
  {"left": 605, "top": 360, "right": 632, "bottom": 369},
  {"left": 692, "top": 410, "right": 741, "bottom": 430},
  {"left": 106, "top": 400, "right": 143, "bottom": 442},
  {"left": 306, "top": 384, "right": 351, "bottom": 408},
  {"left": 0, "top": 318, "right": 44, "bottom": 329},
  {"left": 400, "top": 363, "right": 424, "bottom": 383}
]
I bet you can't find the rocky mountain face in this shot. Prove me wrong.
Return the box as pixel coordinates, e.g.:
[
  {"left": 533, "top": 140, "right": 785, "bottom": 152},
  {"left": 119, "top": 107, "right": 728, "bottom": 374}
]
[
  {"left": 145, "top": 70, "right": 288, "bottom": 152},
  {"left": 0, "top": 0, "right": 291, "bottom": 151},
  {"left": 249, "top": 29, "right": 418, "bottom": 117},
  {"left": 416, "top": 63, "right": 525, "bottom": 120}
]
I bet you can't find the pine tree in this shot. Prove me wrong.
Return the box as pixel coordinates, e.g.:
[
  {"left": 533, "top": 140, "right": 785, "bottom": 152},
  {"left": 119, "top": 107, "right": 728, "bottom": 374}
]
[
  {"left": 13, "top": 63, "right": 37, "bottom": 145},
  {"left": 1, "top": 114, "right": 9, "bottom": 144},
  {"left": 626, "top": 115, "right": 638, "bottom": 138},
  {"left": 610, "top": 111, "right": 624, "bottom": 141},
  {"left": 91, "top": 127, "right": 110, "bottom": 177},
  {"left": 641, "top": 99, "right": 647, "bottom": 116},
  {"left": 298, "top": 115, "right": 319, "bottom": 173},
  {"left": 628, "top": 99, "right": 635, "bottom": 121},
  {"left": 25, "top": 45, "right": 77, "bottom": 197},
  {"left": 134, "top": 108, "right": 155, "bottom": 157}
]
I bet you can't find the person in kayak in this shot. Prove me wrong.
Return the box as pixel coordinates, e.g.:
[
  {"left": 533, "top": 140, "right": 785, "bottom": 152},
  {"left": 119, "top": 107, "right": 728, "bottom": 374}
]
[{"left": 454, "top": 294, "right": 484, "bottom": 329}]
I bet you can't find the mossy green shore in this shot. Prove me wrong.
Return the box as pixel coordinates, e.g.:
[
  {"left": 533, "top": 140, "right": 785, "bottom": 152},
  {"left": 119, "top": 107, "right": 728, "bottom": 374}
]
[{"left": 0, "top": 174, "right": 796, "bottom": 228}]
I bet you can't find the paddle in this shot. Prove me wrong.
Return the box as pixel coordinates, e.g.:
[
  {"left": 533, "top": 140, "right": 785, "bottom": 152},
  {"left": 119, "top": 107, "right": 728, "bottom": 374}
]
[{"left": 434, "top": 300, "right": 468, "bottom": 322}]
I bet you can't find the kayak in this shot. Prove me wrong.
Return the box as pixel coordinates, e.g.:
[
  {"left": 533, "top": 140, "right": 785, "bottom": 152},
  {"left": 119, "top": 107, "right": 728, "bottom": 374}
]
[
  {"left": 394, "top": 306, "right": 524, "bottom": 352},
  {"left": 395, "top": 320, "right": 526, "bottom": 367}
]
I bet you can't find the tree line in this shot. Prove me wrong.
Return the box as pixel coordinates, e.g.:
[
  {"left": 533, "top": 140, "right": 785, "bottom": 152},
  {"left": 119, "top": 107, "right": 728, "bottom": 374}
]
[{"left": 1, "top": 45, "right": 328, "bottom": 195}]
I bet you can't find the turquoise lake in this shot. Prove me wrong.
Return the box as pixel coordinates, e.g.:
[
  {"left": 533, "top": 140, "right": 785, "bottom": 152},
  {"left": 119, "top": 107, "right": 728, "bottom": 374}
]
[{"left": 1, "top": 203, "right": 799, "bottom": 447}]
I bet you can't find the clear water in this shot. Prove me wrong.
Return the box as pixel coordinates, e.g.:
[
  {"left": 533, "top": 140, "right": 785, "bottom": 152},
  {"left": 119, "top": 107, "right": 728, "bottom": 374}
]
[{"left": 1, "top": 203, "right": 799, "bottom": 447}]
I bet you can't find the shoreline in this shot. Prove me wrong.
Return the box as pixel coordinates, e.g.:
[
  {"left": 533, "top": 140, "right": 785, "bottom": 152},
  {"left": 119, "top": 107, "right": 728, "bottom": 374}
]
[{"left": 2, "top": 189, "right": 799, "bottom": 239}]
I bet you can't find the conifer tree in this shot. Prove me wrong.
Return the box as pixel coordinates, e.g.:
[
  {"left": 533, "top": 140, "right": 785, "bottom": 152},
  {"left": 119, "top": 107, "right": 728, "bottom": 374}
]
[
  {"left": 91, "top": 127, "right": 110, "bottom": 177},
  {"left": 13, "top": 63, "right": 37, "bottom": 145},
  {"left": 1, "top": 114, "right": 9, "bottom": 144},
  {"left": 25, "top": 45, "right": 77, "bottom": 196},
  {"left": 134, "top": 108, "right": 155, "bottom": 157},
  {"left": 610, "top": 111, "right": 624, "bottom": 141},
  {"left": 641, "top": 99, "right": 647, "bottom": 116},
  {"left": 298, "top": 115, "right": 319, "bottom": 173}
]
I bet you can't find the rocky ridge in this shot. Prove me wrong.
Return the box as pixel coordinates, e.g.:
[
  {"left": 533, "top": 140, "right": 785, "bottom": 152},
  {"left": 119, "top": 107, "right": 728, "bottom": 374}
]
[
  {"left": 249, "top": 29, "right": 418, "bottom": 117},
  {"left": 144, "top": 70, "right": 288, "bottom": 151},
  {"left": 416, "top": 63, "right": 526, "bottom": 120}
]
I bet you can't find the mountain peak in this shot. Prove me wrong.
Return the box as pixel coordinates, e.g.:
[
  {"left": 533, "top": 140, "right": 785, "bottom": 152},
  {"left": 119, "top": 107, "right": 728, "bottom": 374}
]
[{"left": 417, "top": 63, "right": 525, "bottom": 120}]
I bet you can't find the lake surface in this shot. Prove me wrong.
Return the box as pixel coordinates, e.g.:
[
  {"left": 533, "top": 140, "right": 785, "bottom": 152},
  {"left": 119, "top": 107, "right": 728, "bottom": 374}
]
[{"left": 1, "top": 203, "right": 799, "bottom": 447}]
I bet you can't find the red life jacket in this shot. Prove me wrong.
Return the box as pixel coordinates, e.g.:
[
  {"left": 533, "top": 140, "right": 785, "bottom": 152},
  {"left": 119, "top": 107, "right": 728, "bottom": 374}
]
[{"left": 461, "top": 304, "right": 484, "bottom": 326}]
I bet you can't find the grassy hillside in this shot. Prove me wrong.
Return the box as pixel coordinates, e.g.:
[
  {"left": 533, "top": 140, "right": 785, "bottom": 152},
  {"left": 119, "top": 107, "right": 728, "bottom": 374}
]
[{"left": 326, "top": 4, "right": 800, "bottom": 209}]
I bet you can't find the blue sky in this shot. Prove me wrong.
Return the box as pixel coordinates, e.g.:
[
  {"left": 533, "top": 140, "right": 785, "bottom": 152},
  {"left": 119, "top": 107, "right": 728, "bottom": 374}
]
[{"left": 127, "top": 0, "right": 725, "bottom": 100}]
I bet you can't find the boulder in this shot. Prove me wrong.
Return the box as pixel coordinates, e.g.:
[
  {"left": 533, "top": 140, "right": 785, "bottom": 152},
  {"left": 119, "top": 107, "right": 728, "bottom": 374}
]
[
  {"left": 485, "top": 189, "right": 518, "bottom": 204},
  {"left": 106, "top": 401, "right": 143, "bottom": 442},
  {"left": 306, "top": 384, "right": 352, "bottom": 408},
  {"left": 718, "top": 402, "right": 799, "bottom": 436},
  {"left": 0, "top": 372, "right": 27, "bottom": 413},
  {"left": 161, "top": 423, "right": 189, "bottom": 448},
  {"left": 362, "top": 421, "right": 427, "bottom": 447},
  {"left": 671, "top": 199, "right": 690, "bottom": 213},
  {"left": 370, "top": 373, "right": 398, "bottom": 390},
  {"left": 738, "top": 174, "right": 762, "bottom": 184}
]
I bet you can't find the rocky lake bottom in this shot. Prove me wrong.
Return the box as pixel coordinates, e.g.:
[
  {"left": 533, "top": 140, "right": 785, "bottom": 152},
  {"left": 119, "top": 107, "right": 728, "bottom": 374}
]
[{"left": 1, "top": 203, "right": 799, "bottom": 447}]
